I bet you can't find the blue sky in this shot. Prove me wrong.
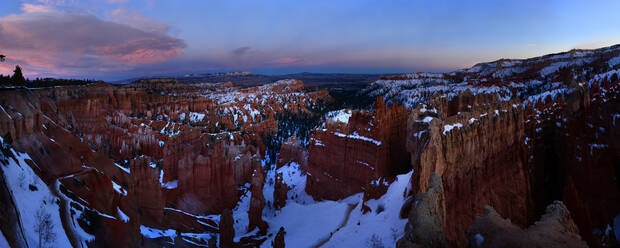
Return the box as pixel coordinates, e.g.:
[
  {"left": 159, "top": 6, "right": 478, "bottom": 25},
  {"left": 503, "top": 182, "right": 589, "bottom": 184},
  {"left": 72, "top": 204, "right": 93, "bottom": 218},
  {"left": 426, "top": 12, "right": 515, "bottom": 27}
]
[{"left": 1, "top": 0, "right": 619, "bottom": 80}]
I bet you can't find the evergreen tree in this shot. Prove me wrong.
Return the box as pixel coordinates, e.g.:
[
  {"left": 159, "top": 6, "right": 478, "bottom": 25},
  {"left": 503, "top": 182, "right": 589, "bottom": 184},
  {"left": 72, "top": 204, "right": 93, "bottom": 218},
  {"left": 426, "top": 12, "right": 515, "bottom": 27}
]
[{"left": 12, "top": 65, "right": 25, "bottom": 83}]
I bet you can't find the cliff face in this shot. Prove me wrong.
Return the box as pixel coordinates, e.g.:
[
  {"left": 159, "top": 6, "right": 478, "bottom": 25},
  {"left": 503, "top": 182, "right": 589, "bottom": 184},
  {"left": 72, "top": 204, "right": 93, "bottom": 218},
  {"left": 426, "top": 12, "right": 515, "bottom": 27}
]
[
  {"left": 0, "top": 79, "right": 330, "bottom": 247},
  {"left": 524, "top": 75, "right": 620, "bottom": 246},
  {"left": 305, "top": 97, "right": 409, "bottom": 201},
  {"left": 373, "top": 45, "right": 620, "bottom": 248},
  {"left": 408, "top": 98, "right": 531, "bottom": 247},
  {"left": 276, "top": 135, "right": 307, "bottom": 169}
]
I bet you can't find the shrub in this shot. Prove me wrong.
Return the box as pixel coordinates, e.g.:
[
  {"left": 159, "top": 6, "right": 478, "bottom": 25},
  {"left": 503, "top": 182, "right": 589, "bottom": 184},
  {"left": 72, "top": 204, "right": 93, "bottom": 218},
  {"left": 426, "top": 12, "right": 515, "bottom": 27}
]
[{"left": 367, "top": 234, "right": 385, "bottom": 248}]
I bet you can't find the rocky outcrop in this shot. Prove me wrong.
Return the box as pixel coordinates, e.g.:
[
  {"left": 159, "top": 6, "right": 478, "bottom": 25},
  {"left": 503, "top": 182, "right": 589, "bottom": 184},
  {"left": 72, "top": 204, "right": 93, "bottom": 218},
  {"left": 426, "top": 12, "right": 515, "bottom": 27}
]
[
  {"left": 220, "top": 208, "right": 235, "bottom": 248},
  {"left": 466, "top": 201, "right": 588, "bottom": 248},
  {"left": 276, "top": 135, "right": 306, "bottom": 169},
  {"left": 524, "top": 75, "right": 620, "bottom": 246},
  {"left": 0, "top": 89, "right": 43, "bottom": 141},
  {"left": 0, "top": 78, "right": 330, "bottom": 247},
  {"left": 273, "top": 172, "right": 290, "bottom": 210},
  {"left": 248, "top": 163, "right": 268, "bottom": 233},
  {"left": 305, "top": 97, "right": 409, "bottom": 201},
  {"left": 397, "top": 173, "right": 447, "bottom": 248},
  {"left": 272, "top": 227, "right": 286, "bottom": 248},
  {"left": 409, "top": 99, "right": 531, "bottom": 247}
]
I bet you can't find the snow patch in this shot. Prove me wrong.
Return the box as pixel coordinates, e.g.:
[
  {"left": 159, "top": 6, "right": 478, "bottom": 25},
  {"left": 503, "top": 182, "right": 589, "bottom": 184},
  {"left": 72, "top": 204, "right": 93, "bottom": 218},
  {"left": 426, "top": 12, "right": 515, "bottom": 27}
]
[
  {"left": 443, "top": 123, "right": 463, "bottom": 135},
  {"left": 334, "top": 132, "right": 382, "bottom": 146},
  {"left": 118, "top": 207, "right": 130, "bottom": 223},
  {"left": 140, "top": 225, "right": 176, "bottom": 241},
  {"left": 189, "top": 112, "right": 205, "bottom": 122},
  {"left": 114, "top": 162, "right": 130, "bottom": 174},
  {"left": 326, "top": 109, "right": 352, "bottom": 124},
  {"left": 112, "top": 180, "right": 128, "bottom": 196},
  {"left": 162, "top": 180, "right": 178, "bottom": 189},
  {"left": 474, "top": 233, "right": 484, "bottom": 246}
]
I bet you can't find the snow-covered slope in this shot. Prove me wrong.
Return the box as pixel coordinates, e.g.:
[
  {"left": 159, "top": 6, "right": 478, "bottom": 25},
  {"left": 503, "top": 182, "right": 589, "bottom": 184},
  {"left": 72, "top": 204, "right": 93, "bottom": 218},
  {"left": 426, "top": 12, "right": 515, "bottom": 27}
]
[
  {"left": 255, "top": 162, "right": 411, "bottom": 247},
  {"left": 363, "top": 45, "right": 620, "bottom": 109},
  {"left": 0, "top": 137, "right": 73, "bottom": 248}
]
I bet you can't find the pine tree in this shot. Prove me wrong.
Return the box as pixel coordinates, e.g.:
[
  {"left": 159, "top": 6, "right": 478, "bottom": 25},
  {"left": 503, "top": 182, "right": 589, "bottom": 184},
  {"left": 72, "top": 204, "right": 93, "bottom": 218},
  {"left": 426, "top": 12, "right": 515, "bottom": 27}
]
[{"left": 12, "top": 65, "right": 26, "bottom": 83}]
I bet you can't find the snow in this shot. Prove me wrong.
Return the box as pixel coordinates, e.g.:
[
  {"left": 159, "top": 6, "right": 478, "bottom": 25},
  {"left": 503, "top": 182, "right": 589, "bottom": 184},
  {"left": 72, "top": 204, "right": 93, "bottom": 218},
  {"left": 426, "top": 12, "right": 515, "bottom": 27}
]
[
  {"left": 0, "top": 231, "right": 8, "bottom": 248},
  {"left": 321, "top": 171, "right": 412, "bottom": 247},
  {"left": 608, "top": 55, "right": 620, "bottom": 67},
  {"left": 474, "top": 233, "right": 484, "bottom": 246},
  {"left": 232, "top": 184, "right": 252, "bottom": 239},
  {"left": 263, "top": 199, "right": 350, "bottom": 247},
  {"left": 614, "top": 215, "right": 620, "bottom": 245},
  {"left": 189, "top": 112, "right": 205, "bottom": 122},
  {"left": 162, "top": 180, "right": 178, "bottom": 189},
  {"left": 522, "top": 88, "right": 572, "bottom": 108},
  {"left": 0, "top": 104, "right": 11, "bottom": 120},
  {"left": 243, "top": 104, "right": 261, "bottom": 121},
  {"left": 0, "top": 137, "right": 73, "bottom": 248},
  {"left": 112, "top": 180, "right": 128, "bottom": 196},
  {"left": 114, "top": 162, "right": 130, "bottom": 174},
  {"left": 53, "top": 181, "right": 95, "bottom": 246},
  {"left": 334, "top": 132, "right": 382, "bottom": 146},
  {"left": 118, "top": 207, "right": 130, "bottom": 223},
  {"left": 264, "top": 162, "right": 316, "bottom": 206},
  {"left": 412, "top": 130, "right": 427, "bottom": 138},
  {"left": 443, "top": 123, "right": 463, "bottom": 135},
  {"left": 540, "top": 61, "right": 570, "bottom": 76},
  {"left": 417, "top": 116, "right": 434, "bottom": 123},
  {"left": 326, "top": 109, "right": 352, "bottom": 124},
  {"left": 140, "top": 225, "right": 177, "bottom": 241},
  {"left": 589, "top": 144, "right": 608, "bottom": 155},
  {"left": 258, "top": 160, "right": 412, "bottom": 247},
  {"left": 419, "top": 105, "right": 437, "bottom": 114},
  {"left": 179, "top": 112, "right": 186, "bottom": 121},
  {"left": 259, "top": 162, "right": 349, "bottom": 247},
  {"left": 310, "top": 138, "right": 325, "bottom": 147}
]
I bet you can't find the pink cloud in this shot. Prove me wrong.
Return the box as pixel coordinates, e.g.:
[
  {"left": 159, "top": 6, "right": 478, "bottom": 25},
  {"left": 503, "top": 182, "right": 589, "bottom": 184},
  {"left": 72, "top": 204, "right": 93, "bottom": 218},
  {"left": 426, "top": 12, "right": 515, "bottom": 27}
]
[
  {"left": 0, "top": 4, "right": 185, "bottom": 78},
  {"left": 106, "top": 8, "right": 169, "bottom": 33},
  {"left": 21, "top": 4, "right": 57, "bottom": 13},
  {"left": 272, "top": 57, "right": 301, "bottom": 64}
]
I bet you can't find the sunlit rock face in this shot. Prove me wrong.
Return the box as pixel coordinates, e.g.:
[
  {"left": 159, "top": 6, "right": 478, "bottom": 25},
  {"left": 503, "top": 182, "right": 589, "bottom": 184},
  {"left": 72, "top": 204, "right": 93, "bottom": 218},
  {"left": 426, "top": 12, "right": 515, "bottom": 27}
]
[{"left": 0, "top": 45, "right": 619, "bottom": 248}]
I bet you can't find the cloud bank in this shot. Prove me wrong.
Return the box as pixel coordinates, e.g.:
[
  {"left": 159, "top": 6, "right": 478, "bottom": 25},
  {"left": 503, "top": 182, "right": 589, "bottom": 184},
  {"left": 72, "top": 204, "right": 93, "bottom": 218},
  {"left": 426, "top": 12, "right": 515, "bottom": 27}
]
[{"left": 0, "top": 4, "right": 186, "bottom": 78}]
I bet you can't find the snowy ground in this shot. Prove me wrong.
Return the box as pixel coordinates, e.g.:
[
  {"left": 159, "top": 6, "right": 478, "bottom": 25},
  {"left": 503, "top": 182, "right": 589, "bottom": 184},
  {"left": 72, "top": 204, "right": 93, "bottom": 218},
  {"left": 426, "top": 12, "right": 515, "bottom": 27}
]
[
  {"left": 0, "top": 231, "right": 9, "bottom": 248},
  {"left": 0, "top": 137, "right": 73, "bottom": 248},
  {"left": 255, "top": 162, "right": 411, "bottom": 247},
  {"left": 321, "top": 171, "right": 411, "bottom": 247},
  {"left": 0, "top": 135, "right": 410, "bottom": 248}
]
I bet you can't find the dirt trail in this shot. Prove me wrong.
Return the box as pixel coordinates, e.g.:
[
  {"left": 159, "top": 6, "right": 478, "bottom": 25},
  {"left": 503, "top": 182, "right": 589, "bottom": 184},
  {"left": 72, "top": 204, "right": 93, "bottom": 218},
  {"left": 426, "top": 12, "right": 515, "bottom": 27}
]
[{"left": 313, "top": 203, "right": 357, "bottom": 247}]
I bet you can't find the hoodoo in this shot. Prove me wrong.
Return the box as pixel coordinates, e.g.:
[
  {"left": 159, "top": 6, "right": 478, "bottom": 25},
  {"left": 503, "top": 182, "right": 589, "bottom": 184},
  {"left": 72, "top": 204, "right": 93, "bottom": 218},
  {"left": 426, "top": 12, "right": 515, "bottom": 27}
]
[{"left": 0, "top": 24, "right": 618, "bottom": 247}]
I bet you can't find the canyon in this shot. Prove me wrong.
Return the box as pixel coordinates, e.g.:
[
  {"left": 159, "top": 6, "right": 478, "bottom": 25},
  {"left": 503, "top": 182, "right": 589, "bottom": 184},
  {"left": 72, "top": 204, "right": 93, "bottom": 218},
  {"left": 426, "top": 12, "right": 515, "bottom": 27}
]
[{"left": 0, "top": 45, "right": 619, "bottom": 247}]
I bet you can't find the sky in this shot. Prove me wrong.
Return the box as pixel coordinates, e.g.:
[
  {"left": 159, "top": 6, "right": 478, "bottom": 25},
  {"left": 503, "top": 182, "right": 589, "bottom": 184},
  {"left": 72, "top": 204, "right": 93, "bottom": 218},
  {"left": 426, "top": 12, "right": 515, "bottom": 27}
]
[{"left": 0, "top": 0, "right": 620, "bottom": 81}]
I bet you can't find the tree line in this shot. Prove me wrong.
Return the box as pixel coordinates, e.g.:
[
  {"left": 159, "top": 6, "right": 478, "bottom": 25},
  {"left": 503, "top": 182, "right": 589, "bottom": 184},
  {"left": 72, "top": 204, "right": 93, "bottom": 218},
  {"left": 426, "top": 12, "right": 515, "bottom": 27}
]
[{"left": 0, "top": 54, "right": 100, "bottom": 88}]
